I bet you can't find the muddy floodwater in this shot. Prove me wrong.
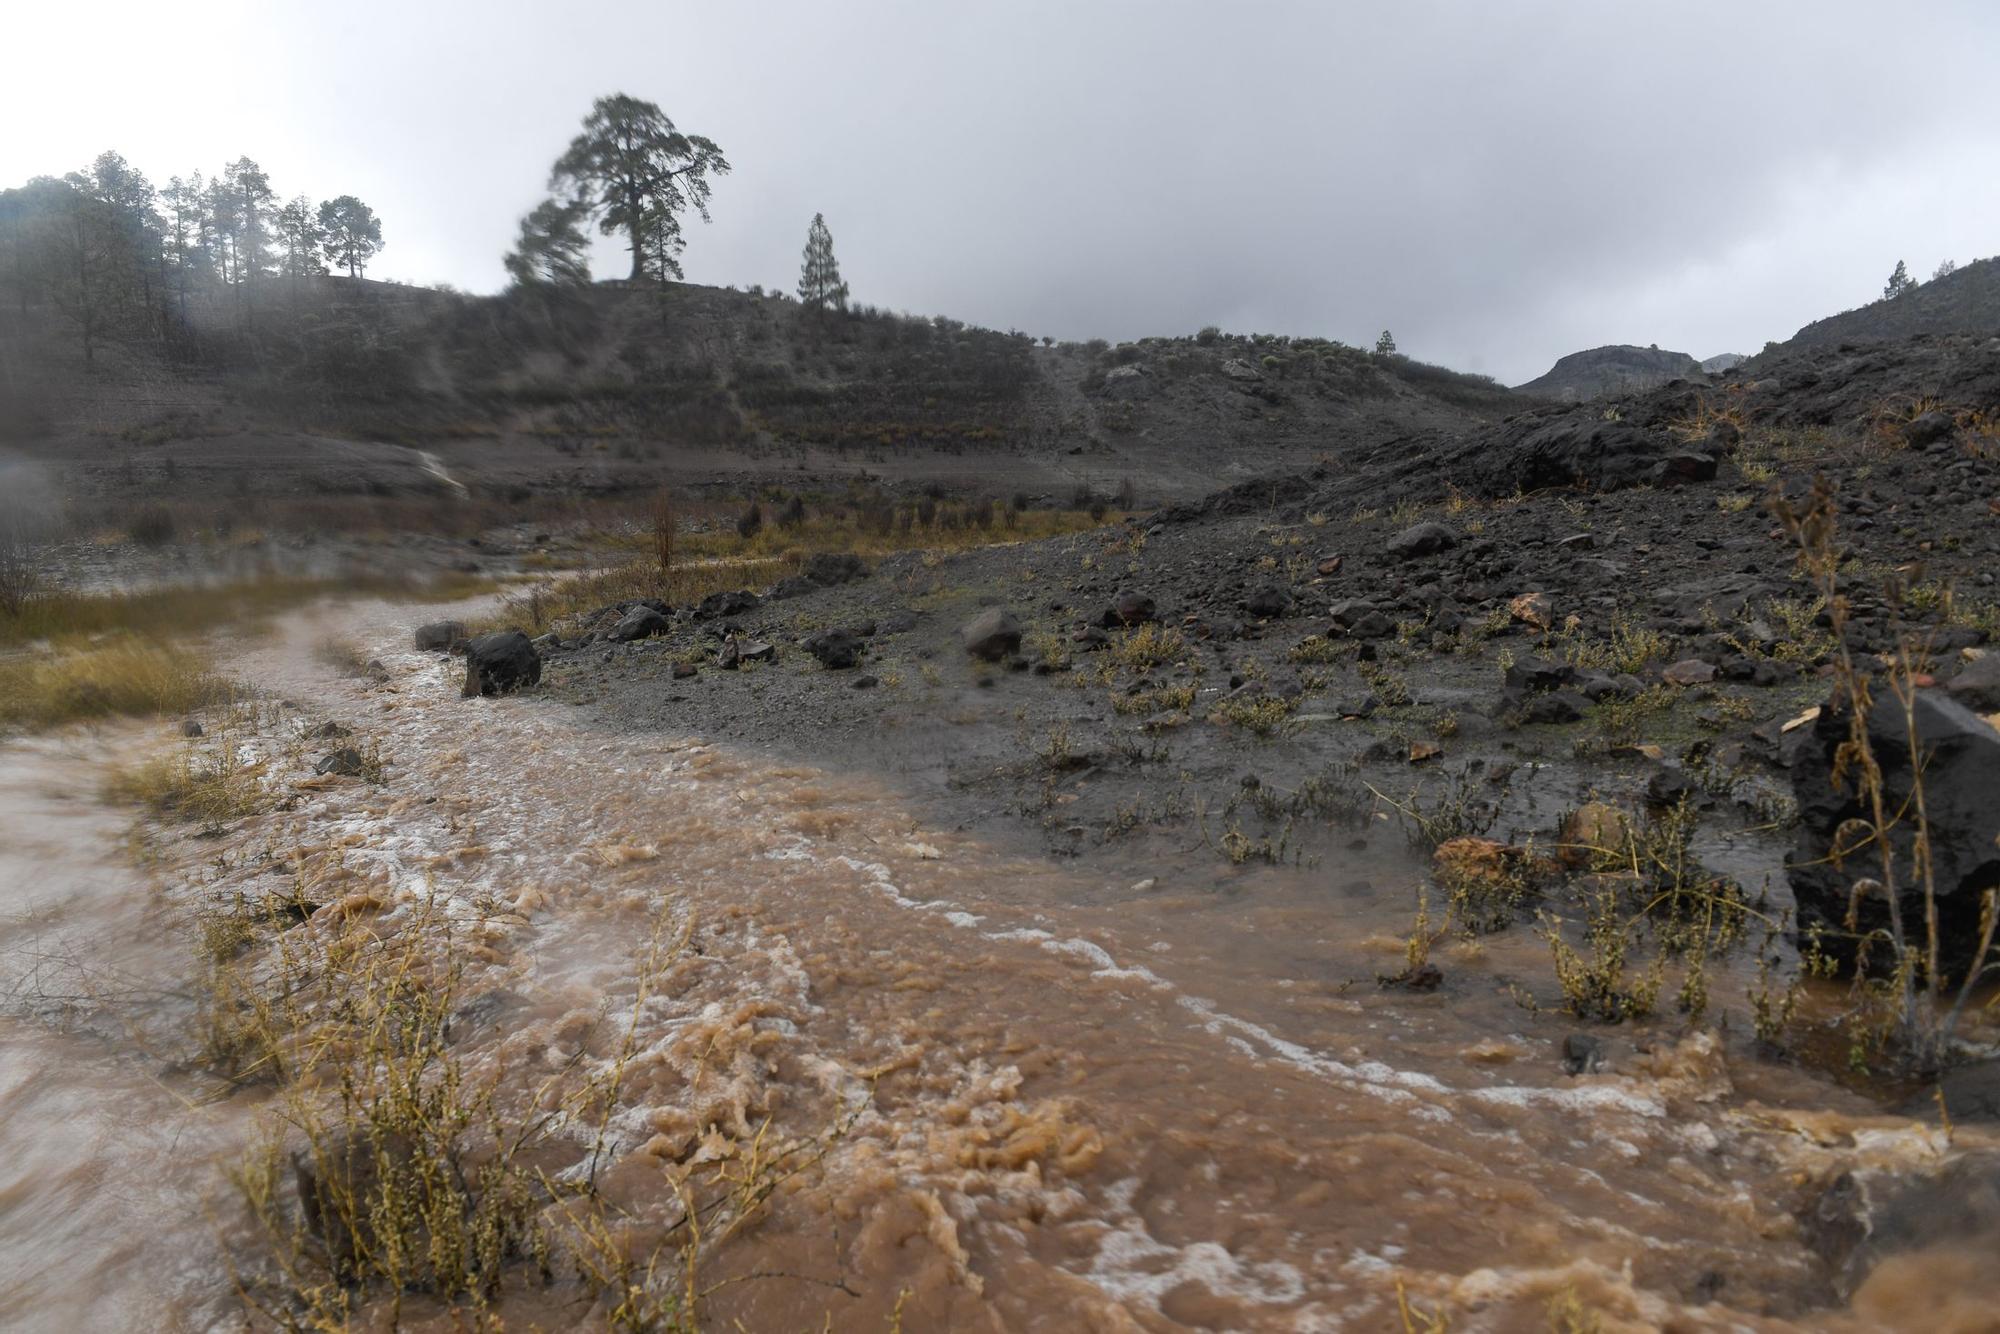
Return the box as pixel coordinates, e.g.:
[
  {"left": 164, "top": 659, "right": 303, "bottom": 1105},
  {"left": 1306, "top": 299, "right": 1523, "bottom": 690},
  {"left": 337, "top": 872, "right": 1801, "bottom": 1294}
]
[{"left": 2, "top": 599, "right": 1996, "bottom": 1331}]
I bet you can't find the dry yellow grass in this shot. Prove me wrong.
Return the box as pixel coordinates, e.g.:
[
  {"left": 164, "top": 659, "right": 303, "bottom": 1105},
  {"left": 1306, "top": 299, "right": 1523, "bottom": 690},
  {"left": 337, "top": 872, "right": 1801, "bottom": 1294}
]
[
  {"left": 0, "top": 636, "right": 228, "bottom": 729},
  {"left": 0, "top": 571, "right": 493, "bottom": 648}
]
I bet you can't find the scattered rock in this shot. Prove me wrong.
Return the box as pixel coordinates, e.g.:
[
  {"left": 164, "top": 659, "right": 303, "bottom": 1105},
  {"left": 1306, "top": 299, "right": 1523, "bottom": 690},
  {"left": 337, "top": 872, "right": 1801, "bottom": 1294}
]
[
  {"left": 1523, "top": 690, "right": 1587, "bottom": 724},
  {"left": 1385, "top": 522, "right": 1458, "bottom": 561},
  {"left": 314, "top": 747, "right": 368, "bottom": 778},
  {"left": 1101, "top": 590, "right": 1157, "bottom": 628},
  {"left": 1242, "top": 585, "right": 1293, "bottom": 619},
  {"left": 1905, "top": 409, "right": 1957, "bottom": 448},
  {"left": 960, "top": 608, "right": 1023, "bottom": 661},
  {"left": 461, "top": 631, "right": 542, "bottom": 697},
  {"left": 413, "top": 620, "right": 468, "bottom": 652},
  {"left": 1562, "top": 1033, "right": 1606, "bottom": 1075},
  {"left": 1509, "top": 591, "right": 1555, "bottom": 631},
  {"left": 608, "top": 605, "right": 670, "bottom": 643},
  {"left": 672, "top": 662, "right": 698, "bottom": 680},
  {"left": 1558, "top": 801, "right": 1628, "bottom": 868},
  {"left": 180, "top": 718, "right": 203, "bottom": 738},
  {"left": 1661, "top": 658, "right": 1718, "bottom": 686},
  {"left": 1945, "top": 652, "right": 2000, "bottom": 712},
  {"left": 1315, "top": 554, "right": 1344, "bottom": 577},
  {"left": 1658, "top": 452, "right": 1719, "bottom": 486},
  {"left": 695, "top": 589, "right": 761, "bottom": 620},
  {"left": 802, "top": 628, "right": 864, "bottom": 669}
]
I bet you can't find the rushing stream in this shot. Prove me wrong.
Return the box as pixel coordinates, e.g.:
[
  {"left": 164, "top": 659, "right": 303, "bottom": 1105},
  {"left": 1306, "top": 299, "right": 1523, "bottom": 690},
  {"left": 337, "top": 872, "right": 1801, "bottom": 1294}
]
[{"left": 1, "top": 597, "right": 1994, "bottom": 1330}]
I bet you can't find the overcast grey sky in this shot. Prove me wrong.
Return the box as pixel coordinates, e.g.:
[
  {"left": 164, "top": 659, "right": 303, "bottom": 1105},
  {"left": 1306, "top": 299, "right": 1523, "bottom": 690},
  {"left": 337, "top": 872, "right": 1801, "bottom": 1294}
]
[{"left": 7, "top": 1, "right": 1997, "bottom": 383}]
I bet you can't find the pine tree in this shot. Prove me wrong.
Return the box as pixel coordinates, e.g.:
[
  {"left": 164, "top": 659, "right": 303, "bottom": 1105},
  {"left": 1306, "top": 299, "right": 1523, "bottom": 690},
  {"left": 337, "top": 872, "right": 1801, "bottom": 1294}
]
[
  {"left": 796, "top": 212, "right": 848, "bottom": 311},
  {"left": 276, "top": 196, "right": 326, "bottom": 278},
  {"left": 549, "top": 93, "right": 729, "bottom": 282},
  {"left": 1883, "top": 260, "right": 1915, "bottom": 300},
  {"left": 317, "top": 196, "right": 382, "bottom": 278},
  {"left": 1375, "top": 329, "right": 1396, "bottom": 355},
  {"left": 1933, "top": 258, "right": 1958, "bottom": 282}
]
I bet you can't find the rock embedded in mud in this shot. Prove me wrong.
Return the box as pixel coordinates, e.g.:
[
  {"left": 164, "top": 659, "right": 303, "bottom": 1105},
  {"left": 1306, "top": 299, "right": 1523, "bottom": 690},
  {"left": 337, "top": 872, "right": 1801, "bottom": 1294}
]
[
  {"left": 1788, "top": 689, "right": 2000, "bottom": 979},
  {"left": 1559, "top": 801, "right": 1629, "bottom": 868},
  {"left": 313, "top": 747, "right": 367, "bottom": 777},
  {"left": 413, "top": 620, "right": 468, "bottom": 652},
  {"left": 1804, "top": 1158, "right": 2000, "bottom": 1300},
  {"left": 607, "top": 605, "right": 670, "bottom": 643},
  {"left": 1561, "top": 1033, "right": 1606, "bottom": 1074},
  {"left": 1384, "top": 522, "right": 1458, "bottom": 561},
  {"left": 960, "top": 608, "right": 1022, "bottom": 661},
  {"left": 460, "top": 630, "right": 542, "bottom": 697}
]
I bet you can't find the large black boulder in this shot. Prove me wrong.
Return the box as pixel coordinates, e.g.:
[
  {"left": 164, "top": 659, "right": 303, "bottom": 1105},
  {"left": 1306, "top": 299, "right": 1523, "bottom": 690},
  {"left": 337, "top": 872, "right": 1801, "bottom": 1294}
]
[
  {"left": 1788, "top": 689, "right": 2000, "bottom": 979},
  {"left": 461, "top": 631, "right": 542, "bottom": 697}
]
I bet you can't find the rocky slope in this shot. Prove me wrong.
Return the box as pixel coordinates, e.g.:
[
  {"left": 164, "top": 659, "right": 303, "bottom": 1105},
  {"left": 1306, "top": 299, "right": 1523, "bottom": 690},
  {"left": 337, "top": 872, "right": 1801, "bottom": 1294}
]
[{"left": 1767, "top": 255, "right": 2000, "bottom": 356}]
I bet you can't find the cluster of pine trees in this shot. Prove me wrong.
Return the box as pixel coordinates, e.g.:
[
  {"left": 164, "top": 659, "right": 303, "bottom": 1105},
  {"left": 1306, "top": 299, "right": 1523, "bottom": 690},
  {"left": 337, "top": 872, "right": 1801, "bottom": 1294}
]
[{"left": 0, "top": 151, "right": 380, "bottom": 365}]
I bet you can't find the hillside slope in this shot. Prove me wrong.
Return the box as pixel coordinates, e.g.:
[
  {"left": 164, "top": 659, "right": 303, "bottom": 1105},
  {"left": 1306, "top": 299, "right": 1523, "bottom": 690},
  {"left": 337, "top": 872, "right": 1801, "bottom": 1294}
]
[
  {"left": 1513, "top": 344, "right": 1706, "bottom": 400},
  {"left": 1767, "top": 255, "right": 2000, "bottom": 356},
  {"left": 1, "top": 279, "right": 1518, "bottom": 505}
]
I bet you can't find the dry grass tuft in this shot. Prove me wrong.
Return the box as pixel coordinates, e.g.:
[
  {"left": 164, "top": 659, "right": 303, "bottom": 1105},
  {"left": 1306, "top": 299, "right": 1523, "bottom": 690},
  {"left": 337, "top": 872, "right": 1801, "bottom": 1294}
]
[{"left": 0, "top": 637, "right": 228, "bottom": 729}]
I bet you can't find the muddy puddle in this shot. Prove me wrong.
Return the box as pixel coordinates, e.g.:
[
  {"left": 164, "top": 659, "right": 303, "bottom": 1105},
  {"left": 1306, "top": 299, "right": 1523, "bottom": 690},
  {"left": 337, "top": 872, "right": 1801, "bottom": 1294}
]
[{"left": 1, "top": 597, "right": 1995, "bottom": 1330}]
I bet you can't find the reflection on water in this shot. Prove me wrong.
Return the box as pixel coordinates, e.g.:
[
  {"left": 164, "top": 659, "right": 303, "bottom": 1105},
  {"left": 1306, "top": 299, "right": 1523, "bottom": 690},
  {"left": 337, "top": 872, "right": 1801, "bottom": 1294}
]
[{"left": 0, "top": 599, "right": 1994, "bottom": 1330}]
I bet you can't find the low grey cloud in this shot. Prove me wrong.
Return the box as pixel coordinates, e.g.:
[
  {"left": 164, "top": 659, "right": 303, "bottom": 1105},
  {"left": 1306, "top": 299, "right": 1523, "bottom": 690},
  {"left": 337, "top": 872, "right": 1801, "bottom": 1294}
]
[{"left": 8, "top": 0, "right": 1995, "bottom": 382}]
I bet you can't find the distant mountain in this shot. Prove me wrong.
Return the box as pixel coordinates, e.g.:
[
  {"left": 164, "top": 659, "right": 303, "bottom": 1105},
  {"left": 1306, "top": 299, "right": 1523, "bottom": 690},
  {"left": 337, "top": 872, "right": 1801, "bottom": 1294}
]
[
  {"left": 1761, "top": 255, "right": 2000, "bottom": 359},
  {"left": 1514, "top": 344, "right": 1705, "bottom": 401},
  {"left": 1700, "top": 353, "right": 1745, "bottom": 373}
]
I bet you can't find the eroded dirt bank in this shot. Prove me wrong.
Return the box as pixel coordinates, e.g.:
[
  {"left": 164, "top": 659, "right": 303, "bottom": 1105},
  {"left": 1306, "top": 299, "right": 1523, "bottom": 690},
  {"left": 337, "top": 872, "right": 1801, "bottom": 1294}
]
[{"left": 13, "top": 594, "right": 1992, "bottom": 1331}]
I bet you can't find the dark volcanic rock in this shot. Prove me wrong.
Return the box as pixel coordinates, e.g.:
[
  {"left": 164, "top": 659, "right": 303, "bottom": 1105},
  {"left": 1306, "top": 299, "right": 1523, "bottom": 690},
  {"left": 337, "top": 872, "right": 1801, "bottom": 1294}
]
[
  {"left": 1945, "top": 653, "right": 2000, "bottom": 712},
  {"left": 413, "top": 620, "right": 467, "bottom": 652},
  {"left": 461, "top": 631, "right": 542, "bottom": 697},
  {"left": 1384, "top": 523, "right": 1457, "bottom": 561},
  {"left": 1101, "top": 590, "right": 1157, "bottom": 628},
  {"left": 695, "top": 589, "right": 762, "bottom": 620},
  {"left": 960, "top": 608, "right": 1022, "bottom": 661},
  {"left": 1658, "top": 452, "right": 1719, "bottom": 486},
  {"left": 314, "top": 747, "right": 367, "bottom": 777},
  {"left": 1242, "top": 585, "right": 1293, "bottom": 619},
  {"left": 608, "top": 605, "right": 670, "bottom": 642},
  {"left": 1805, "top": 1157, "right": 2000, "bottom": 1300},
  {"left": 1788, "top": 690, "right": 2000, "bottom": 978},
  {"left": 802, "top": 628, "right": 864, "bottom": 670}
]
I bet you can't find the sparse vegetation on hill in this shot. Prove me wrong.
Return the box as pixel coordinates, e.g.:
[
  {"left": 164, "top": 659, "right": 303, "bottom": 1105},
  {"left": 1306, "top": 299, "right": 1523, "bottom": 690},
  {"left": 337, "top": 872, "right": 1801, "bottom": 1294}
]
[{"left": 1763, "top": 254, "right": 2000, "bottom": 358}]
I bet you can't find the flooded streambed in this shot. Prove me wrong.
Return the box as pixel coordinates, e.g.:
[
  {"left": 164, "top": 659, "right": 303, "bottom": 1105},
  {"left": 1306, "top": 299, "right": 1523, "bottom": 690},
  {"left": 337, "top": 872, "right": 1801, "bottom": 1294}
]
[{"left": 0, "top": 599, "right": 1994, "bottom": 1331}]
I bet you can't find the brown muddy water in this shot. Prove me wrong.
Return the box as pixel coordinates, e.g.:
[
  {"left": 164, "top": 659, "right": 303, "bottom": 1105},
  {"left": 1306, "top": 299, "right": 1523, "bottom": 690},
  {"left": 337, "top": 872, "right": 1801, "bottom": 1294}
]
[{"left": 1, "top": 599, "right": 1996, "bottom": 1331}]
